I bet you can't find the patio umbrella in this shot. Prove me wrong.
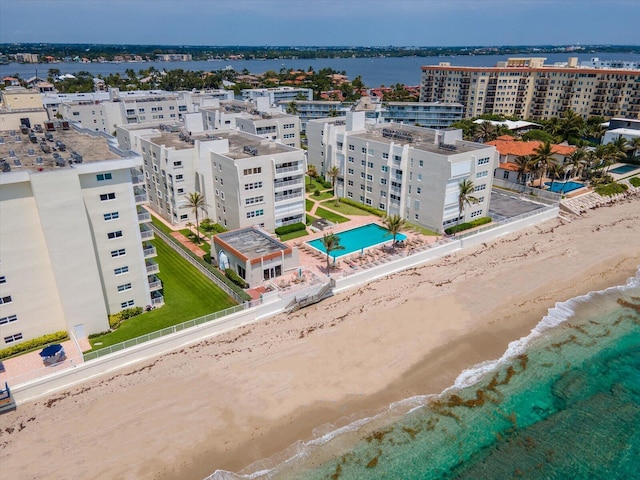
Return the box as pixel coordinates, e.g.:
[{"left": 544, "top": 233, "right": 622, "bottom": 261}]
[{"left": 40, "top": 344, "right": 64, "bottom": 358}]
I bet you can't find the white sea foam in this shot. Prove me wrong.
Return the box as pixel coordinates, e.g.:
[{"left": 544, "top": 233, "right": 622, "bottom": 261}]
[{"left": 205, "top": 267, "right": 640, "bottom": 480}]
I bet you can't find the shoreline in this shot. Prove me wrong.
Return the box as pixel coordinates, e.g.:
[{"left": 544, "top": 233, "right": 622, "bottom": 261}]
[{"left": 1, "top": 197, "right": 639, "bottom": 480}]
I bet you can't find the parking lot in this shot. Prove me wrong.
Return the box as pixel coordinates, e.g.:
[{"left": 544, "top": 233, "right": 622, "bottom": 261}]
[{"left": 488, "top": 189, "right": 548, "bottom": 222}]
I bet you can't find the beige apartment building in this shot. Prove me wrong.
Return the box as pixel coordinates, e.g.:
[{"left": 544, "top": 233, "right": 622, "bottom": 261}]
[
  {"left": 420, "top": 57, "right": 640, "bottom": 120},
  {"left": 0, "top": 126, "right": 159, "bottom": 348}
]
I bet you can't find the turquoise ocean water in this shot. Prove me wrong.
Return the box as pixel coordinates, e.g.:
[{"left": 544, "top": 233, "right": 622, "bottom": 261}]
[{"left": 210, "top": 268, "right": 640, "bottom": 480}]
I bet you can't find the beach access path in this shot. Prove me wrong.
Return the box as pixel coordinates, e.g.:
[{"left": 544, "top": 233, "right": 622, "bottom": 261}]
[{"left": 1, "top": 195, "right": 639, "bottom": 480}]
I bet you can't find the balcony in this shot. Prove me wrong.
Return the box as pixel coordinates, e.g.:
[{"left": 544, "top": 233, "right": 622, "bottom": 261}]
[
  {"left": 151, "top": 293, "right": 164, "bottom": 306},
  {"left": 148, "top": 275, "right": 162, "bottom": 292},
  {"left": 146, "top": 260, "right": 160, "bottom": 275},
  {"left": 140, "top": 224, "right": 154, "bottom": 240},
  {"left": 275, "top": 163, "right": 303, "bottom": 175},
  {"left": 142, "top": 244, "right": 157, "bottom": 259},
  {"left": 274, "top": 191, "right": 304, "bottom": 203},
  {"left": 137, "top": 207, "right": 151, "bottom": 223},
  {"left": 274, "top": 178, "right": 304, "bottom": 191},
  {"left": 134, "top": 187, "right": 148, "bottom": 204}
]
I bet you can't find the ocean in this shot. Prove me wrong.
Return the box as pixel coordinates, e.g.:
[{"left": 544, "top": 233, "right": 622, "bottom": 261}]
[
  {"left": 2, "top": 52, "right": 639, "bottom": 88},
  {"left": 209, "top": 268, "right": 640, "bottom": 479}
]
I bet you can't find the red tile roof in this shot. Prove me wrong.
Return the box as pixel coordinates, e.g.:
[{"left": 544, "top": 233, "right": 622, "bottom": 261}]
[{"left": 487, "top": 138, "right": 576, "bottom": 157}]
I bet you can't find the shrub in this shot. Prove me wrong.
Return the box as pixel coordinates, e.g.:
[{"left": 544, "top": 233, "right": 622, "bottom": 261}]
[
  {"left": 0, "top": 331, "right": 69, "bottom": 360},
  {"left": 338, "top": 197, "right": 385, "bottom": 217},
  {"left": 322, "top": 180, "right": 333, "bottom": 189},
  {"left": 108, "top": 306, "right": 144, "bottom": 330},
  {"left": 275, "top": 222, "right": 306, "bottom": 235},
  {"left": 305, "top": 183, "right": 313, "bottom": 192},
  {"left": 225, "top": 268, "right": 248, "bottom": 289},
  {"left": 595, "top": 182, "right": 628, "bottom": 196},
  {"left": 445, "top": 217, "right": 492, "bottom": 235},
  {"left": 629, "top": 177, "right": 640, "bottom": 187},
  {"left": 313, "top": 189, "right": 321, "bottom": 196}
]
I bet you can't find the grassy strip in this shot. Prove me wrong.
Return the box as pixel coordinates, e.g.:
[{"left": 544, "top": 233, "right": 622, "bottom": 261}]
[
  {"left": 280, "top": 229, "right": 309, "bottom": 242},
  {"left": 628, "top": 176, "right": 640, "bottom": 187},
  {"left": 315, "top": 207, "right": 349, "bottom": 224},
  {"left": 595, "top": 182, "right": 628, "bottom": 196},
  {"left": 320, "top": 198, "right": 369, "bottom": 216},
  {"left": 406, "top": 222, "right": 440, "bottom": 236},
  {"left": 305, "top": 198, "right": 315, "bottom": 212},
  {"left": 310, "top": 190, "right": 334, "bottom": 201},
  {"left": 89, "top": 237, "right": 237, "bottom": 350}
]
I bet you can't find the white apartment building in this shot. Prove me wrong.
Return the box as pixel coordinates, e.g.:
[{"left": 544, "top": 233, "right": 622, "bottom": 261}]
[
  {"left": 307, "top": 112, "right": 497, "bottom": 232},
  {"left": 116, "top": 124, "right": 306, "bottom": 232},
  {"left": 0, "top": 87, "right": 49, "bottom": 131},
  {"left": 420, "top": 57, "right": 640, "bottom": 120},
  {"left": 0, "top": 126, "right": 159, "bottom": 348},
  {"left": 241, "top": 86, "right": 313, "bottom": 104}
]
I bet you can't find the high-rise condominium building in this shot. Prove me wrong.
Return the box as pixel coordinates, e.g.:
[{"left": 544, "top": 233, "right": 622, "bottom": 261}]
[{"left": 420, "top": 57, "right": 640, "bottom": 120}]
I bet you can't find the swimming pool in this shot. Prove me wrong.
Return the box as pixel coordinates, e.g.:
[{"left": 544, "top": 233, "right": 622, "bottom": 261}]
[
  {"left": 544, "top": 181, "right": 586, "bottom": 193},
  {"left": 609, "top": 164, "right": 640, "bottom": 175},
  {"left": 306, "top": 223, "right": 407, "bottom": 259}
]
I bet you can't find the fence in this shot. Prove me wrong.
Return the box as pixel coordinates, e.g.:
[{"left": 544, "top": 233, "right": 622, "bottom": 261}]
[
  {"left": 83, "top": 299, "right": 262, "bottom": 361},
  {"left": 456, "top": 204, "right": 558, "bottom": 240},
  {"left": 151, "top": 225, "right": 249, "bottom": 303},
  {"left": 492, "top": 178, "right": 562, "bottom": 204}
]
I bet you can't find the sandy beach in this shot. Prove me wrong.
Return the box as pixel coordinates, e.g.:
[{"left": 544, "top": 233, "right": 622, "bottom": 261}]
[{"left": 1, "top": 196, "right": 640, "bottom": 480}]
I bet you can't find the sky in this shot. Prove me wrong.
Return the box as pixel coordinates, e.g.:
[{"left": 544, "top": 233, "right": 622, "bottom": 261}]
[{"left": 0, "top": 0, "right": 638, "bottom": 47}]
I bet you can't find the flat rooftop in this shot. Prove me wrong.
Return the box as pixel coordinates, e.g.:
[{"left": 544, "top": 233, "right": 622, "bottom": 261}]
[
  {"left": 147, "top": 129, "right": 292, "bottom": 159},
  {"left": 350, "top": 125, "right": 489, "bottom": 155},
  {"left": 0, "top": 125, "right": 118, "bottom": 173},
  {"left": 215, "top": 227, "right": 290, "bottom": 260}
]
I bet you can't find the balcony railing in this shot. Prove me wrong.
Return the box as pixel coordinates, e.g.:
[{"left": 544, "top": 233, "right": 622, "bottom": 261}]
[
  {"left": 137, "top": 211, "right": 151, "bottom": 223},
  {"left": 274, "top": 192, "right": 303, "bottom": 203},
  {"left": 143, "top": 245, "right": 157, "bottom": 258},
  {"left": 140, "top": 226, "right": 154, "bottom": 240},
  {"left": 151, "top": 294, "right": 164, "bottom": 306},
  {"left": 275, "top": 164, "right": 303, "bottom": 174},
  {"left": 148, "top": 275, "right": 162, "bottom": 291},
  {"left": 274, "top": 178, "right": 304, "bottom": 189},
  {"left": 146, "top": 260, "right": 160, "bottom": 275}
]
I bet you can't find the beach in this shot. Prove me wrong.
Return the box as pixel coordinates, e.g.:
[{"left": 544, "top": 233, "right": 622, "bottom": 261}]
[{"left": 1, "top": 196, "right": 640, "bottom": 480}]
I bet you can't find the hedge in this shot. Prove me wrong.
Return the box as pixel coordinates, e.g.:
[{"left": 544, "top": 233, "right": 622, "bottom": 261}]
[
  {"left": 338, "top": 198, "right": 386, "bottom": 217},
  {"left": 275, "top": 222, "right": 306, "bottom": 235},
  {"left": 445, "top": 217, "right": 492, "bottom": 235},
  {"left": 108, "top": 306, "right": 144, "bottom": 330},
  {"left": 0, "top": 331, "right": 69, "bottom": 360},
  {"left": 225, "top": 268, "right": 249, "bottom": 289},
  {"left": 629, "top": 177, "right": 640, "bottom": 187}
]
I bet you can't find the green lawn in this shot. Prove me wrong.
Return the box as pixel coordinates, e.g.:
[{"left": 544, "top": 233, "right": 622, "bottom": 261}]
[
  {"left": 315, "top": 207, "right": 349, "bottom": 224},
  {"left": 306, "top": 198, "right": 315, "bottom": 212},
  {"left": 406, "top": 222, "right": 440, "bottom": 236},
  {"left": 279, "top": 229, "right": 309, "bottom": 241},
  {"left": 320, "top": 199, "right": 370, "bottom": 216},
  {"left": 306, "top": 177, "right": 331, "bottom": 192},
  {"left": 310, "top": 190, "right": 335, "bottom": 201},
  {"left": 89, "top": 237, "right": 236, "bottom": 350}
]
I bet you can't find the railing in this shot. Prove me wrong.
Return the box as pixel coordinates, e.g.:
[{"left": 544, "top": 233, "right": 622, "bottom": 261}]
[
  {"left": 275, "top": 165, "right": 303, "bottom": 174},
  {"left": 151, "top": 225, "right": 249, "bottom": 304},
  {"left": 143, "top": 246, "right": 157, "bottom": 258},
  {"left": 135, "top": 194, "right": 148, "bottom": 203},
  {"left": 131, "top": 174, "right": 145, "bottom": 185},
  {"left": 491, "top": 178, "right": 562, "bottom": 205},
  {"left": 83, "top": 299, "right": 263, "bottom": 361},
  {"left": 151, "top": 295, "right": 164, "bottom": 306},
  {"left": 140, "top": 228, "right": 155, "bottom": 240},
  {"left": 146, "top": 261, "right": 159, "bottom": 274},
  {"left": 138, "top": 211, "right": 151, "bottom": 222},
  {"left": 148, "top": 278, "right": 162, "bottom": 290},
  {"left": 274, "top": 192, "right": 303, "bottom": 202},
  {"left": 455, "top": 204, "right": 557, "bottom": 240},
  {"left": 274, "top": 178, "right": 304, "bottom": 189}
]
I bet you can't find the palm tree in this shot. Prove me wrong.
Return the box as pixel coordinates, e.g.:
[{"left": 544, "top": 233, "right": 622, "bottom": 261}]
[
  {"left": 559, "top": 109, "right": 585, "bottom": 142},
  {"left": 286, "top": 101, "right": 298, "bottom": 115},
  {"left": 185, "top": 192, "right": 206, "bottom": 243},
  {"left": 546, "top": 161, "right": 564, "bottom": 192},
  {"left": 514, "top": 155, "right": 536, "bottom": 185},
  {"left": 382, "top": 214, "right": 406, "bottom": 249},
  {"left": 457, "top": 179, "right": 479, "bottom": 226},
  {"left": 631, "top": 137, "right": 640, "bottom": 158},
  {"left": 611, "top": 136, "right": 630, "bottom": 161},
  {"left": 533, "top": 141, "right": 555, "bottom": 188},
  {"left": 326, "top": 165, "right": 340, "bottom": 191},
  {"left": 322, "top": 233, "right": 345, "bottom": 273},
  {"left": 307, "top": 164, "right": 318, "bottom": 185},
  {"left": 474, "top": 121, "right": 497, "bottom": 143},
  {"left": 568, "top": 148, "right": 586, "bottom": 180}
]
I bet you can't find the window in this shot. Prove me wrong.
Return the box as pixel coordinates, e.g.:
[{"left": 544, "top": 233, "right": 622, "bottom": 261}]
[
  {"left": 0, "top": 296, "right": 12, "bottom": 305},
  {"left": 244, "top": 182, "right": 263, "bottom": 190},
  {"left": 360, "top": 172, "right": 365, "bottom": 178},
  {"left": 243, "top": 167, "right": 262, "bottom": 175},
  {"left": 348, "top": 156, "right": 354, "bottom": 163},
  {"left": 348, "top": 168, "right": 354, "bottom": 175},
  {"left": 177, "top": 188, "right": 184, "bottom": 194},
  {"left": 111, "top": 248, "right": 126, "bottom": 257},
  {"left": 379, "top": 203, "right": 386, "bottom": 210},
  {"left": 347, "top": 192, "right": 353, "bottom": 198},
  {"left": 245, "top": 195, "right": 264, "bottom": 205},
  {"left": 100, "top": 192, "right": 116, "bottom": 201},
  {"left": 366, "top": 186, "right": 373, "bottom": 193},
  {"left": 180, "top": 214, "right": 188, "bottom": 220},
  {"left": 117, "top": 283, "right": 132, "bottom": 292},
  {"left": 97, "top": 173, "right": 113, "bottom": 181},
  {"left": 114, "top": 266, "right": 129, "bottom": 275},
  {"left": 4, "top": 333, "right": 22, "bottom": 344},
  {"left": 366, "top": 174, "right": 373, "bottom": 181},
  {"left": 366, "top": 198, "right": 372, "bottom": 205},
  {"left": 382, "top": 153, "right": 389, "bottom": 159},
  {"left": 381, "top": 165, "right": 389, "bottom": 172},
  {"left": 348, "top": 180, "right": 354, "bottom": 186},
  {"left": 0, "top": 314, "right": 18, "bottom": 325},
  {"left": 121, "top": 300, "right": 135, "bottom": 309},
  {"left": 470, "top": 210, "right": 483, "bottom": 218},
  {"left": 103, "top": 211, "right": 119, "bottom": 221},
  {"left": 477, "top": 171, "right": 488, "bottom": 179},
  {"left": 380, "top": 178, "right": 387, "bottom": 185},
  {"left": 474, "top": 184, "right": 486, "bottom": 192},
  {"left": 175, "top": 174, "right": 184, "bottom": 181},
  {"left": 503, "top": 170, "right": 510, "bottom": 179},
  {"left": 0, "top": 276, "right": 5, "bottom": 284},
  {"left": 419, "top": 160, "right": 424, "bottom": 167},
  {"left": 246, "top": 209, "right": 264, "bottom": 218},
  {"left": 361, "top": 147, "right": 367, "bottom": 154},
  {"left": 380, "top": 191, "right": 387, "bottom": 197},
  {"left": 477, "top": 157, "right": 491, "bottom": 165},
  {"left": 417, "top": 174, "right": 423, "bottom": 182},
  {"left": 107, "top": 230, "right": 123, "bottom": 240},
  {"left": 173, "top": 161, "right": 182, "bottom": 168},
  {"left": 348, "top": 144, "right": 355, "bottom": 151}
]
